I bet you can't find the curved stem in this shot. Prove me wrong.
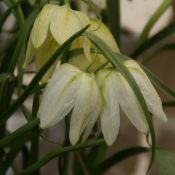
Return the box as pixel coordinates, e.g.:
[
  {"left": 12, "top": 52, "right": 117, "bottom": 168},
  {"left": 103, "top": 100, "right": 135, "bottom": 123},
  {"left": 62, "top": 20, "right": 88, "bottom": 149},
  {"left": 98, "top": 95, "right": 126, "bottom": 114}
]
[{"left": 16, "top": 139, "right": 105, "bottom": 175}]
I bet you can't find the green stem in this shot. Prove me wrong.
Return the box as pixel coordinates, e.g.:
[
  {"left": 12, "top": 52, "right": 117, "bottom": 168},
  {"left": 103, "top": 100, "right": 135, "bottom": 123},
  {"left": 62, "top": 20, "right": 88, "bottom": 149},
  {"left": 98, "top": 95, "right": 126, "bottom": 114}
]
[
  {"left": 95, "top": 146, "right": 149, "bottom": 174},
  {"left": 107, "top": 0, "right": 120, "bottom": 45},
  {"left": 0, "top": 1, "right": 19, "bottom": 31},
  {"left": 0, "top": 118, "right": 40, "bottom": 148},
  {"left": 77, "top": 152, "right": 90, "bottom": 175},
  {"left": 131, "top": 21, "right": 175, "bottom": 58},
  {"left": 28, "top": 85, "right": 40, "bottom": 175},
  {"left": 16, "top": 139, "right": 105, "bottom": 175},
  {"left": 0, "top": 25, "right": 89, "bottom": 127},
  {"left": 6, "top": 0, "right": 26, "bottom": 73},
  {"left": 135, "top": 0, "right": 173, "bottom": 48}
]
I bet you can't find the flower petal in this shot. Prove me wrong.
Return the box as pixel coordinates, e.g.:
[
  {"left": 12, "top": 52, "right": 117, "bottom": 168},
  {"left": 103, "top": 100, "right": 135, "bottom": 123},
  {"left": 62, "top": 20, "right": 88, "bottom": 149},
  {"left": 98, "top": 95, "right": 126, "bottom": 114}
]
[
  {"left": 31, "top": 4, "right": 59, "bottom": 48},
  {"left": 35, "top": 32, "right": 59, "bottom": 83},
  {"left": 50, "top": 4, "right": 89, "bottom": 44},
  {"left": 69, "top": 73, "right": 95, "bottom": 145},
  {"left": 81, "top": 75, "right": 102, "bottom": 142},
  {"left": 23, "top": 38, "right": 35, "bottom": 68},
  {"left": 38, "top": 64, "right": 81, "bottom": 128},
  {"left": 96, "top": 70, "right": 120, "bottom": 145},
  {"left": 125, "top": 60, "right": 167, "bottom": 122},
  {"left": 114, "top": 71, "right": 149, "bottom": 134}
]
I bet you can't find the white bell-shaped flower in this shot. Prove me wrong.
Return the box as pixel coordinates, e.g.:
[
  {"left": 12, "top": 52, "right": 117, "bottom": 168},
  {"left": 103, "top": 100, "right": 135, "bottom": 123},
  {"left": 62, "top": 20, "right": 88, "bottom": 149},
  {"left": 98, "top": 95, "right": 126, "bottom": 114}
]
[
  {"left": 125, "top": 60, "right": 167, "bottom": 122},
  {"left": 38, "top": 64, "right": 102, "bottom": 145},
  {"left": 96, "top": 68, "right": 150, "bottom": 145}
]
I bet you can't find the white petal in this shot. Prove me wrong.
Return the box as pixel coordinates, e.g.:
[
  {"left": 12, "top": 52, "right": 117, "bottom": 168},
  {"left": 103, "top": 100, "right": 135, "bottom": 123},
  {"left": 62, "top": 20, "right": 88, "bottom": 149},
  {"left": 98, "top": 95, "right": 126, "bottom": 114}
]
[
  {"left": 38, "top": 64, "right": 81, "bottom": 128},
  {"left": 31, "top": 4, "right": 59, "bottom": 48},
  {"left": 96, "top": 70, "right": 120, "bottom": 145},
  {"left": 50, "top": 4, "right": 89, "bottom": 44},
  {"left": 23, "top": 38, "right": 35, "bottom": 68},
  {"left": 81, "top": 75, "right": 102, "bottom": 142},
  {"left": 114, "top": 71, "right": 149, "bottom": 134},
  {"left": 125, "top": 60, "right": 167, "bottom": 122},
  {"left": 69, "top": 73, "right": 95, "bottom": 145}
]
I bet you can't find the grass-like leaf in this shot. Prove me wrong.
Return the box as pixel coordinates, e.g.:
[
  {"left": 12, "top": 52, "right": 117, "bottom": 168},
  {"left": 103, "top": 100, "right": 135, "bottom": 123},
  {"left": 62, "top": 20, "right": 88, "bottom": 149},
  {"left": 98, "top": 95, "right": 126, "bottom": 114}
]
[
  {"left": 135, "top": 0, "right": 173, "bottom": 48},
  {"left": 142, "top": 65, "right": 175, "bottom": 100},
  {"left": 16, "top": 139, "right": 105, "bottom": 175},
  {"left": 0, "top": 25, "right": 89, "bottom": 127},
  {"left": 95, "top": 146, "right": 149, "bottom": 173},
  {"left": 84, "top": 32, "right": 156, "bottom": 174},
  {"left": 131, "top": 21, "right": 175, "bottom": 58}
]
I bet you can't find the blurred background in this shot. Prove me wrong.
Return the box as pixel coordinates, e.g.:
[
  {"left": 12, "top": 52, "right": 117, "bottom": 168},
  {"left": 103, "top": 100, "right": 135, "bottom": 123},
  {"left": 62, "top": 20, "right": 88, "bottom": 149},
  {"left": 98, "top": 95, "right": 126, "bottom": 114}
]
[{"left": 1, "top": 0, "right": 175, "bottom": 174}]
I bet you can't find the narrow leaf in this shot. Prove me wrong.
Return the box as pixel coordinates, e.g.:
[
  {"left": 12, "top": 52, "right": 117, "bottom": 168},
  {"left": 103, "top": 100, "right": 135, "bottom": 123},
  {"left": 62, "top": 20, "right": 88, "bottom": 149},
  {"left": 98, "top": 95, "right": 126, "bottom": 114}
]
[
  {"left": 131, "top": 21, "right": 175, "bottom": 58},
  {"left": 84, "top": 32, "right": 156, "bottom": 173},
  {"left": 135, "top": 0, "right": 173, "bottom": 47},
  {"left": 16, "top": 139, "right": 105, "bottom": 175},
  {"left": 95, "top": 146, "right": 149, "bottom": 173},
  {"left": 142, "top": 65, "right": 175, "bottom": 100},
  {"left": 0, "top": 25, "right": 89, "bottom": 127}
]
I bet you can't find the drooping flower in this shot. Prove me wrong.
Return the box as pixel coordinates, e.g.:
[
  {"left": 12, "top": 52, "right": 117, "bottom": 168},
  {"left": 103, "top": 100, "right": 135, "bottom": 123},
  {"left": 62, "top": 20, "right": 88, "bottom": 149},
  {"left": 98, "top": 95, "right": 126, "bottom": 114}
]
[
  {"left": 125, "top": 60, "right": 167, "bottom": 122},
  {"left": 96, "top": 60, "right": 167, "bottom": 145},
  {"left": 96, "top": 69, "right": 149, "bottom": 145},
  {"left": 24, "top": 3, "right": 89, "bottom": 82},
  {"left": 38, "top": 64, "right": 102, "bottom": 145}
]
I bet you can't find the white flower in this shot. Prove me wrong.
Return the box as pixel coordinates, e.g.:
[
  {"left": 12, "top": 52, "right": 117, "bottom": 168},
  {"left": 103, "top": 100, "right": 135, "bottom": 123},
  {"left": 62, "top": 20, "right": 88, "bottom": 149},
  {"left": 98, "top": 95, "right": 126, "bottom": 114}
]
[
  {"left": 38, "top": 63, "right": 102, "bottom": 145},
  {"left": 96, "top": 68, "right": 149, "bottom": 145},
  {"left": 24, "top": 3, "right": 89, "bottom": 83},
  {"left": 125, "top": 60, "right": 167, "bottom": 122}
]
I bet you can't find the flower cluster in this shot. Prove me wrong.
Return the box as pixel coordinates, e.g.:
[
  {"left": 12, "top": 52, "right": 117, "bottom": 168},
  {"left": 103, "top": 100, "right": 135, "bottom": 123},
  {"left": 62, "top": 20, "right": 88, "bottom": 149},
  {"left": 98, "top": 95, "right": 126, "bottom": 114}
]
[
  {"left": 38, "top": 60, "right": 167, "bottom": 146},
  {"left": 24, "top": 3, "right": 119, "bottom": 82},
  {"left": 25, "top": 3, "right": 167, "bottom": 146}
]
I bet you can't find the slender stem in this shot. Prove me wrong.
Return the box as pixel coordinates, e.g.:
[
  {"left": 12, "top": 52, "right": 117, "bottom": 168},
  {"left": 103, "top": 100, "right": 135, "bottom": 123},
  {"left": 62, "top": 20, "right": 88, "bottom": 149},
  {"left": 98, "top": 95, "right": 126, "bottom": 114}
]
[
  {"left": 0, "top": 118, "right": 40, "bottom": 148},
  {"left": 28, "top": 85, "right": 40, "bottom": 175},
  {"left": 0, "top": 25, "right": 89, "bottom": 127},
  {"left": 7, "top": 0, "right": 26, "bottom": 73},
  {"left": 77, "top": 152, "right": 90, "bottom": 175},
  {"left": 16, "top": 139, "right": 105, "bottom": 175},
  {"left": 135, "top": 0, "right": 174, "bottom": 48},
  {"left": 107, "top": 0, "right": 120, "bottom": 45}
]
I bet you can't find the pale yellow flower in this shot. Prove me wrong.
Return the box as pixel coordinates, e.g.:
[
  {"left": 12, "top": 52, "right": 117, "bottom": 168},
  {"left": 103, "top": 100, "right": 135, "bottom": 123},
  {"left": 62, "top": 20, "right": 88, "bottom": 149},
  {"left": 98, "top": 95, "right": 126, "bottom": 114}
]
[{"left": 24, "top": 3, "right": 89, "bottom": 83}]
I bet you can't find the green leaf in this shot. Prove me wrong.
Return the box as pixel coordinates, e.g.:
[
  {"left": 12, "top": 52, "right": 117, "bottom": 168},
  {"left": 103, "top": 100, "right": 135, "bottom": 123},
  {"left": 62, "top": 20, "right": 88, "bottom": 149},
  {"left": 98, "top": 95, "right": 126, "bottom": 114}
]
[
  {"left": 95, "top": 146, "right": 149, "bottom": 173},
  {"left": 0, "top": 118, "right": 39, "bottom": 148},
  {"left": 106, "top": 0, "right": 120, "bottom": 45},
  {"left": 5, "top": 0, "right": 26, "bottom": 73},
  {"left": 155, "top": 149, "right": 175, "bottom": 175},
  {"left": 142, "top": 42, "right": 175, "bottom": 64},
  {"left": 131, "top": 21, "right": 175, "bottom": 58},
  {"left": 0, "top": 1, "right": 19, "bottom": 30},
  {"left": 84, "top": 32, "right": 156, "bottom": 174},
  {"left": 135, "top": 0, "right": 173, "bottom": 48},
  {"left": 2, "top": 133, "right": 29, "bottom": 174},
  {"left": 16, "top": 139, "right": 105, "bottom": 175},
  {"left": 0, "top": 25, "right": 89, "bottom": 127},
  {"left": 141, "top": 65, "right": 175, "bottom": 100}
]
